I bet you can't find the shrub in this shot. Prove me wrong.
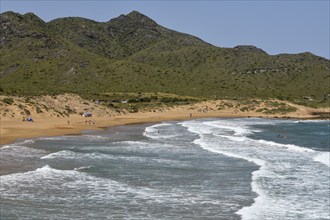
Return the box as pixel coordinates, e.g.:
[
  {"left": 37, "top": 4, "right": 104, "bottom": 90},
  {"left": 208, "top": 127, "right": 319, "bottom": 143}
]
[
  {"left": 127, "top": 98, "right": 140, "bottom": 103},
  {"left": 24, "top": 108, "right": 31, "bottom": 115},
  {"left": 128, "top": 105, "right": 139, "bottom": 113},
  {"left": 3, "top": 97, "right": 14, "bottom": 105},
  {"left": 264, "top": 106, "right": 297, "bottom": 115},
  {"left": 36, "top": 106, "right": 43, "bottom": 113},
  {"left": 240, "top": 107, "right": 249, "bottom": 112}
]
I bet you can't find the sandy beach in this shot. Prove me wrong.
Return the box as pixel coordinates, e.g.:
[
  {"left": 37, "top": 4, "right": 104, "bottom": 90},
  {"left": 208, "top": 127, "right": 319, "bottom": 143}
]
[
  {"left": 1, "top": 95, "right": 329, "bottom": 145},
  {"left": 0, "top": 111, "right": 246, "bottom": 145}
]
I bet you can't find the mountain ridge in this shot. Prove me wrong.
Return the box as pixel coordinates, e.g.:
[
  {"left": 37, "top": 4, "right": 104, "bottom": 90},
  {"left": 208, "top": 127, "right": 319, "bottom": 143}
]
[{"left": 1, "top": 10, "right": 329, "bottom": 107}]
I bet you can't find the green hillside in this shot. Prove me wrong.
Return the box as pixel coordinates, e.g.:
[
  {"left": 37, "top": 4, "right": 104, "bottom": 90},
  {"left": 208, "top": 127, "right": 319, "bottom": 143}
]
[{"left": 1, "top": 11, "right": 329, "bottom": 106}]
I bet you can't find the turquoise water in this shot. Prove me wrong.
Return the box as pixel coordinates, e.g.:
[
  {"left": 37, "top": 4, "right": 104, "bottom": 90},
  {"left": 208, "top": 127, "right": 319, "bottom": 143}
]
[{"left": 1, "top": 118, "right": 329, "bottom": 219}]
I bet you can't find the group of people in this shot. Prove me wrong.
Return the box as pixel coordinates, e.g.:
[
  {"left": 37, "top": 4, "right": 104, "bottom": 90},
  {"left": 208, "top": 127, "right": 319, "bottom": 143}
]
[
  {"left": 22, "top": 116, "right": 33, "bottom": 122},
  {"left": 22, "top": 115, "right": 97, "bottom": 126}
]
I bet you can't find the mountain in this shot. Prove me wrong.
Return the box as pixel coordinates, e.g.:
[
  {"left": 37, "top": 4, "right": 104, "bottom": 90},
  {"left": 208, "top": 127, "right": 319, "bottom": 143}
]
[{"left": 0, "top": 11, "right": 329, "bottom": 106}]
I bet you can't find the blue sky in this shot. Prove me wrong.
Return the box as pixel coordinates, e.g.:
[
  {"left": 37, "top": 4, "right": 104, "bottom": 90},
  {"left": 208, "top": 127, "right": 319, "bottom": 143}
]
[{"left": 1, "top": 0, "right": 329, "bottom": 59}]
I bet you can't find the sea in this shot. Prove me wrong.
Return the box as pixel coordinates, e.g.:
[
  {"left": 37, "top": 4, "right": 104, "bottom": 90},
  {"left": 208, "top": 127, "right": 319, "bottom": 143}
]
[{"left": 1, "top": 118, "right": 329, "bottom": 220}]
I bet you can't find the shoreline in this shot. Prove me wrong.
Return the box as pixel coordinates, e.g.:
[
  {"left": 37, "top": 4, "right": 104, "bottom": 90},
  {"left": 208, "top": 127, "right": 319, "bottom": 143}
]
[
  {"left": 1, "top": 95, "right": 329, "bottom": 146},
  {"left": 1, "top": 109, "right": 327, "bottom": 146},
  {"left": 0, "top": 112, "right": 234, "bottom": 145}
]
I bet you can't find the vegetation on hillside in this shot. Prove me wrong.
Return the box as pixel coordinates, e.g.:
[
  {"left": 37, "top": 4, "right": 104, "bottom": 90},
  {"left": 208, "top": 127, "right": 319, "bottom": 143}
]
[
  {"left": 2, "top": 93, "right": 311, "bottom": 119},
  {"left": 1, "top": 11, "right": 329, "bottom": 107}
]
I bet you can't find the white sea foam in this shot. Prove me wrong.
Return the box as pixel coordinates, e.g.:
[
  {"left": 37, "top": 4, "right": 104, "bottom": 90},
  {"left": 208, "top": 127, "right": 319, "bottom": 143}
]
[
  {"left": 74, "top": 165, "right": 93, "bottom": 171},
  {"left": 35, "top": 164, "right": 59, "bottom": 173},
  {"left": 219, "top": 135, "right": 249, "bottom": 142},
  {"left": 143, "top": 123, "right": 178, "bottom": 139},
  {"left": 40, "top": 142, "right": 181, "bottom": 164},
  {"left": 0, "top": 144, "right": 48, "bottom": 156},
  {"left": 41, "top": 150, "right": 78, "bottom": 159},
  {"left": 1, "top": 139, "right": 35, "bottom": 149},
  {"left": 37, "top": 136, "right": 76, "bottom": 141},
  {"left": 1, "top": 165, "right": 133, "bottom": 195},
  {"left": 180, "top": 120, "right": 214, "bottom": 135},
  {"left": 0, "top": 165, "right": 207, "bottom": 209},
  {"left": 0, "top": 165, "right": 75, "bottom": 188},
  {"left": 204, "top": 121, "right": 252, "bottom": 136},
  {"left": 181, "top": 118, "right": 330, "bottom": 220},
  {"left": 255, "top": 139, "right": 315, "bottom": 153},
  {"left": 1, "top": 145, "right": 14, "bottom": 149},
  {"left": 41, "top": 149, "right": 119, "bottom": 161},
  {"left": 81, "top": 135, "right": 110, "bottom": 141},
  {"left": 16, "top": 139, "right": 36, "bottom": 145},
  {"left": 313, "top": 152, "right": 330, "bottom": 167},
  {"left": 193, "top": 138, "right": 265, "bottom": 167},
  {"left": 37, "top": 135, "right": 109, "bottom": 142},
  {"left": 298, "top": 119, "right": 329, "bottom": 123}
]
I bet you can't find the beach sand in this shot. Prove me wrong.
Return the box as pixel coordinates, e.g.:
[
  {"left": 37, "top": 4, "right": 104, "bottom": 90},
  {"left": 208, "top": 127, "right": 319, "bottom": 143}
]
[
  {"left": 0, "top": 112, "right": 237, "bottom": 145},
  {"left": 1, "top": 96, "right": 329, "bottom": 145}
]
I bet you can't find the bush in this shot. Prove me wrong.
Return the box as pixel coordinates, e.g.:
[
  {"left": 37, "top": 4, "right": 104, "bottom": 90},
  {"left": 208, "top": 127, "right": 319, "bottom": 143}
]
[
  {"left": 24, "top": 108, "right": 31, "bottom": 115},
  {"left": 240, "top": 107, "right": 249, "bottom": 112},
  {"left": 108, "top": 103, "right": 115, "bottom": 108},
  {"left": 36, "top": 106, "right": 43, "bottom": 113},
  {"left": 160, "top": 97, "right": 179, "bottom": 103},
  {"left": 128, "top": 105, "right": 139, "bottom": 113},
  {"left": 127, "top": 98, "right": 140, "bottom": 103},
  {"left": 140, "top": 97, "right": 151, "bottom": 102},
  {"left": 3, "top": 97, "right": 14, "bottom": 105},
  {"left": 264, "top": 106, "right": 297, "bottom": 115}
]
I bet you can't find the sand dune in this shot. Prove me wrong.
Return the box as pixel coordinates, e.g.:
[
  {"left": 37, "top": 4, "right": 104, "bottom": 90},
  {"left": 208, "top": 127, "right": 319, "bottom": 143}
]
[{"left": 1, "top": 94, "right": 328, "bottom": 145}]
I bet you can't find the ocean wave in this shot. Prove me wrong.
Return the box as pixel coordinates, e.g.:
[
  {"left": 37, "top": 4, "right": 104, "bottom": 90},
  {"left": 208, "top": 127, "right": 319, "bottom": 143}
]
[
  {"left": 1, "top": 144, "right": 48, "bottom": 156},
  {"left": 0, "top": 165, "right": 122, "bottom": 191},
  {"left": 1, "top": 145, "right": 15, "bottom": 149},
  {"left": 0, "top": 165, "right": 77, "bottom": 185},
  {"left": 15, "top": 139, "right": 36, "bottom": 145},
  {"left": 37, "top": 136, "right": 77, "bottom": 141},
  {"left": 0, "top": 165, "right": 198, "bottom": 207},
  {"left": 255, "top": 139, "right": 315, "bottom": 153},
  {"left": 180, "top": 120, "right": 214, "bottom": 135},
  {"left": 41, "top": 150, "right": 78, "bottom": 159},
  {"left": 203, "top": 121, "right": 253, "bottom": 136},
  {"left": 143, "top": 123, "right": 179, "bottom": 139},
  {"left": 313, "top": 152, "right": 330, "bottom": 167},
  {"left": 298, "top": 120, "right": 329, "bottom": 123},
  {"left": 184, "top": 119, "right": 315, "bottom": 154},
  {"left": 74, "top": 165, "right": 93, "bottom": 171},
  {"left": 182, "top": 118, "right": 280, "bottom": 137},
  {"left": 40, "top": 149, "right": 121, "bottom": 161},
  {"left": 82, "top": 135, "right": 110, "bottom": 141},
  {"left": 1, "top": 139, "right": 36, "bottom": 149},
  {"left": 182, "top": 118, "right": 330, "bottom": 220},
  {"left": 38, "top": 135, "right": 109, "bottom": 142},
  {"left": 219, "top": 135, "right": 249, "bottom": 142},
  {"left": 193, "top": 138, "right": 265, "bottom": 167},
  {"left": 40, "top": 144, "right": 179, "bottom": 164}
]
